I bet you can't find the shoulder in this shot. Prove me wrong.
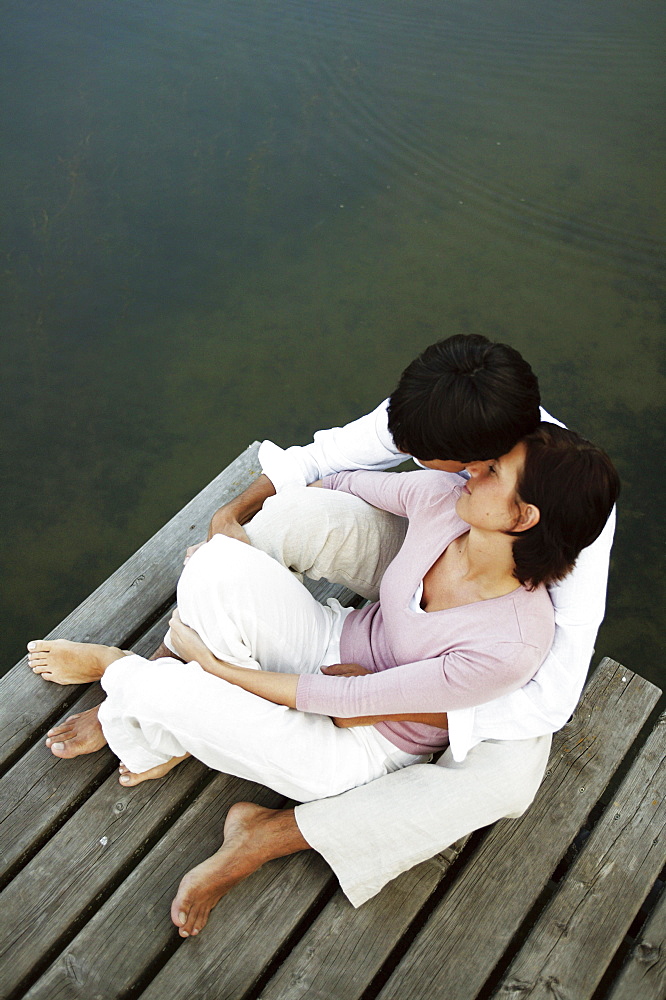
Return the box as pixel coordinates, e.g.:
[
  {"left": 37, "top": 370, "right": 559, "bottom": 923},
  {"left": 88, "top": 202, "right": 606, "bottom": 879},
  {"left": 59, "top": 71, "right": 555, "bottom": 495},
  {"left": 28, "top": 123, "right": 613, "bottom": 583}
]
[
  {"left": 400, "top": 469, "right": 465, "bottom": 507},
  {"left": 509, "top": 584, "right": 555, "bottom": 645}
]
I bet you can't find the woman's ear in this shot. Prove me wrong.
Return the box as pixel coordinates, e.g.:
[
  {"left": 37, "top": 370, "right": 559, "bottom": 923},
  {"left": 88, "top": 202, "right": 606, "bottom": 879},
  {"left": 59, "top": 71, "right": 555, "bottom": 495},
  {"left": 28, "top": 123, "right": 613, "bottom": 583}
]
[{"left": 512, "top": 502, "right": 541, "bottom": 533}]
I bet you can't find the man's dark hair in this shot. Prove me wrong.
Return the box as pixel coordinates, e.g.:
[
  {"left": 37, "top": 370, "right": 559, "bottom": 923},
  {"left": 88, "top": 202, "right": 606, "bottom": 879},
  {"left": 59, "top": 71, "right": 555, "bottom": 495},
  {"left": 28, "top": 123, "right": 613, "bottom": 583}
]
[
  {"left": 387, "top": 334, "right": 541, "bottom": 462},
  {"left": 510, "top": 423, "right": 620, "bottom": 588}
]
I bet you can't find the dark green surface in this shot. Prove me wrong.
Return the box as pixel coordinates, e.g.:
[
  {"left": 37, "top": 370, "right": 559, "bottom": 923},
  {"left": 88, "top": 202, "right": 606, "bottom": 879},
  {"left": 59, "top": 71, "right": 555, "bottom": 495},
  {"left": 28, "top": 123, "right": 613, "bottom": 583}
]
[{"left": 1, "top": 0, "right": 664, "bottom": 692}]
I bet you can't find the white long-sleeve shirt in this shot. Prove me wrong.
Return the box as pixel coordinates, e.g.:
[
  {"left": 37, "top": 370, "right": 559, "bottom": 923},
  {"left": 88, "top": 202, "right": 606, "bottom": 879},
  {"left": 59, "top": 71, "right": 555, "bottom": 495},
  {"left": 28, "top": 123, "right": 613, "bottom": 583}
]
[{"left": 258, "top": 399, "right": 615, "bottom": 760}]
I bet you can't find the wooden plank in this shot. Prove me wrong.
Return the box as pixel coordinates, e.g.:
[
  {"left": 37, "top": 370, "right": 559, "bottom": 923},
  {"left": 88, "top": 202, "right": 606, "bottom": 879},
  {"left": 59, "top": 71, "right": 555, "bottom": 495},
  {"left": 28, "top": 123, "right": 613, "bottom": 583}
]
[
  {"left": 0, "top": 443, "right": 262, "bottom": 772},
  {"left": 374, "top": 660, "right": 662, "bottom": 1000},
  {"left": 0, "top": 757, "right": 214, "bottom": 998},
  {"left": 21, "top": 777, "right": 293, "bottom": 1000},
  {"left": 136, "top": 856, "right": 335, "bottom": 1000},
  {"left": 0, "top": 610, "right": 172, "bottom": 887},
  {"left": 0, "top": 683, "right": 112, "bottom": 888},
  {"left": 493, "top": 712, "right": 666, "bottom": 999},
  {"left": 256, "top": 844, "right": 470, "bottom": 1000},
  {"left": 606, "top": 884, "right": 666, "bottom": 1000}
]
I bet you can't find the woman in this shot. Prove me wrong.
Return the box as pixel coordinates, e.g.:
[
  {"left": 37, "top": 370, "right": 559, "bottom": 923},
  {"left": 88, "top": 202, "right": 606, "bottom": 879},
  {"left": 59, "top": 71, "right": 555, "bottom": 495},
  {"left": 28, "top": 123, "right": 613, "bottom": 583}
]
[{"left": 28, "top": 424, "right": 619, "bottom": 803}]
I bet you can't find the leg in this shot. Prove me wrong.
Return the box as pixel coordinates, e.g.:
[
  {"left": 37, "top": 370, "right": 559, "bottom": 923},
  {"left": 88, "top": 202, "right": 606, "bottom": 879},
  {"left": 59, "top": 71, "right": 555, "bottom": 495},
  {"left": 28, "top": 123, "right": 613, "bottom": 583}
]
[
  {"left": 167, "top": 532, "right": 350, "bottom": 673},
  {"left": 245, "top": 486, "right": 407, "bottom": 601},
  {"left": 98, "top": 653, "right": 417, "bottom": 800},
  {"left": 43, "top": 640, "right": 181, "bottom": 759},
  {"left": 26, "top": 639, "right": 126, "bottom": 685},
  {"left": 294, "top": 735, "right": 552, "bottom": 906},
  {"left": 167, "top": 734, "right": 550, "bottom": 932}
]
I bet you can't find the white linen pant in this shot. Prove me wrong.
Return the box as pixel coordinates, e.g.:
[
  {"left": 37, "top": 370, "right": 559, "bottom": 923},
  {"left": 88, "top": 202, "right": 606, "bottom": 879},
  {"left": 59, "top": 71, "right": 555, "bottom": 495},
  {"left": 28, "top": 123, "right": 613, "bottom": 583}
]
[
  {"left": 97, "top": 533, "right": 423, "bottom": 803},
  {"left": 244, "top": 486, "right": 552, "bottom": 906}
]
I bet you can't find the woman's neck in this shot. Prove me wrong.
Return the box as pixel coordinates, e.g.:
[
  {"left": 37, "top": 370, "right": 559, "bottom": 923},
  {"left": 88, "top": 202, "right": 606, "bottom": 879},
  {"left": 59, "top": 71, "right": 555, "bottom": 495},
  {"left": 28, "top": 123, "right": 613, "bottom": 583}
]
[
  {"left": 452, "top": 529, "right": 518, "bottom": 597},
  {"left": 421, "top": 530, "right": 519, "bottom": 612}
]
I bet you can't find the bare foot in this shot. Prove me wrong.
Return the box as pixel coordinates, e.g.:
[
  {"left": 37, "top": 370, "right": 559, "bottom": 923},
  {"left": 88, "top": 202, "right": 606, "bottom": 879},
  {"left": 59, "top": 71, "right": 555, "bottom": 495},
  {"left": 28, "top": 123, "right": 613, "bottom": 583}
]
[
  {"left": 45, "top": 705, "right": 107, "bottom": 758},
  {"left": 118, "top": 753, "right": 190, "bottom": 786},
  {"left": 171, "top": 802, "right": 308, "bottom": 937},
  {"left": 27, "top": 639, "right": 125, "bottom": 685}
]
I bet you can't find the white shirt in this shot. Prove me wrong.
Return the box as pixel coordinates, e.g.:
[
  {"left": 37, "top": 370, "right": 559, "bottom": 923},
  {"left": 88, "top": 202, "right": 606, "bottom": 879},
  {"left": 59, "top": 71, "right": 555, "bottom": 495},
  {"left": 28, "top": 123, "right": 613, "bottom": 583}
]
[{"left": 258, "top": 399, "right": 615, "bottom": 760}]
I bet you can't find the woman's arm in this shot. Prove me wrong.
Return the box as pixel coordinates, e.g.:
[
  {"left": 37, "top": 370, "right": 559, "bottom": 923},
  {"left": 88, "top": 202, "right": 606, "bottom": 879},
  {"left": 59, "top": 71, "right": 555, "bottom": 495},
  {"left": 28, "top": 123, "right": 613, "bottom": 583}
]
[
  {"left": 169, "top": 617, "right": 449, "bottom": 728},
  {"left": 323, "top": 468, "right": 459, "bottom": 520},
  {"left": 320, "top": 664, "right": 448, "bottom": 729},
  {"left": 169, "top": 614, "right": 300, "bottom": 705}
]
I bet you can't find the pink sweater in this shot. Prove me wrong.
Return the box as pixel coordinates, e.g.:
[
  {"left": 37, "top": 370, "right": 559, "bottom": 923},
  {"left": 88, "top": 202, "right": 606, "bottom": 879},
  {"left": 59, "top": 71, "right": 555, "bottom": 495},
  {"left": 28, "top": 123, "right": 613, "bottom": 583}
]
[{"left": 295, "top": 470, "right": 555, "bottom": 755}]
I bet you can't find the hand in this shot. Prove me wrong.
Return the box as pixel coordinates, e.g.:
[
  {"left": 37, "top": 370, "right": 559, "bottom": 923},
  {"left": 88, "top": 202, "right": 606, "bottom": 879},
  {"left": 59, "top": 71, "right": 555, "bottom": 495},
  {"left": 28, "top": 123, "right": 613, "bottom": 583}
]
[
  {"left": 168, "top": 611, "right": 218, "bottom": 672},
  {"left": 208, "top": 506, "right": 251, "bottom": 544},
  {"left": 207, "top": 475, "right": 276, "bottom": 543},
  {"left": 320, "top": 663, "right": 371, "bottom": 677},
  {"left": 184, "top": 542, "right": 206, "bottom": 565}
]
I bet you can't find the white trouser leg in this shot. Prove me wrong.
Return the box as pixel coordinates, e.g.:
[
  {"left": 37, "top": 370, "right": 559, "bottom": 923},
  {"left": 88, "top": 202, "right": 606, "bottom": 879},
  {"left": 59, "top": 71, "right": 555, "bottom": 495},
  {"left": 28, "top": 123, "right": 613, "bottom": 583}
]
[
  {"left": 98, "top": 654, "right": 421, "bottom": 801},
  {"left": 246, "top": 486, "right": 407, "bottom": 601},
  {"left": 295, "top": 734, "right": 552, "bottom": 906},
  {"left": 99, "top": 535, "right": 422, "bottom": 800},
  {"left": 165, "top": 532, "right": 351, "bottom": 670}
]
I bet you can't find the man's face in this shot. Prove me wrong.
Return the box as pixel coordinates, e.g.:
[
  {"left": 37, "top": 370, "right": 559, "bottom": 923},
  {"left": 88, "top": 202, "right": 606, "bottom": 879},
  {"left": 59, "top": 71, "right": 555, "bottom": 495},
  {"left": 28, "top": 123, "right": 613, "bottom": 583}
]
[{"left": 416, "top": 458, "right": 469, "bottom": 473}]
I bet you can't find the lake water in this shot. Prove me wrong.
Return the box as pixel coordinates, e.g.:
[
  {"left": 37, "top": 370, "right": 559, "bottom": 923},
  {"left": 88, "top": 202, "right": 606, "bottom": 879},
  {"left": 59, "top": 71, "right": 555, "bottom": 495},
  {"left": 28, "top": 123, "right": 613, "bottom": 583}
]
[{"left": 1, "top": 0, "right": 664, "bottom": 695}]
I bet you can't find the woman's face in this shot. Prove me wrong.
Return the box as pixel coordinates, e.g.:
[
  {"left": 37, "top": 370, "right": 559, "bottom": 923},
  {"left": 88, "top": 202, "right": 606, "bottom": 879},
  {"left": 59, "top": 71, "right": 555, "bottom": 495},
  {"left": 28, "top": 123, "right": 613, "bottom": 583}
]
[{"left": 455, "top": 440, "right": 527, "bottom": 532}]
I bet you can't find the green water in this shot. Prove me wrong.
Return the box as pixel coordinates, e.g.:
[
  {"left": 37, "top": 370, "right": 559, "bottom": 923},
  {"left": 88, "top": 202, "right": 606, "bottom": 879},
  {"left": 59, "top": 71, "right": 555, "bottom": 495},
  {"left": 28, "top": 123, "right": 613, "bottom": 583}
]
[{"left": 1, "top": 0, "right": 664, "bottom": 694}]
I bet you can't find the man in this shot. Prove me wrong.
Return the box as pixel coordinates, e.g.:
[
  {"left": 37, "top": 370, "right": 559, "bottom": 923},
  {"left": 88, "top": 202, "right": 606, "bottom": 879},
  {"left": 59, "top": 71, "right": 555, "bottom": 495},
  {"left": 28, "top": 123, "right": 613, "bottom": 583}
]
[{"left": 37, "top": 335, "right": 615, "bottom": 937}]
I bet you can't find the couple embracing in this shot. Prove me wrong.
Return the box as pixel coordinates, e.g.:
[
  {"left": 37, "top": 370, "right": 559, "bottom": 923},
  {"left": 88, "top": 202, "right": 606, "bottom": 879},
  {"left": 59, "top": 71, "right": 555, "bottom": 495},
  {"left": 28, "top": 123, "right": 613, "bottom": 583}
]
[{"left": 28, "top": 334, "right": 619, "bottom": 937}]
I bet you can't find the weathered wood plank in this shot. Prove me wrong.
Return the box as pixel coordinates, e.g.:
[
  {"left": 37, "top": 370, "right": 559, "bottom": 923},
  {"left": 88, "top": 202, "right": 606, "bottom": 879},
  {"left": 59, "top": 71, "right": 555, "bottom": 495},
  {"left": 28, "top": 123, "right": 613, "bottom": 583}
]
[
  {"left": 606, "top": 884, "right": 666, "bottom": 1000},
  {"left": 136, "top": 856, "right": 335, "bottom": 1000},
  {"left": 256, "top": 844, "right": 469, "bottom": 1000},
  {"left": 0, "top": 683, "right": 112, "bottom": 888},
  {"left": 0, "top": 757, "right": 214, "bottom": 998},
  {"left": 22, "top": 777, "right": 293, "bottom": 1000},
  {"left": 0, "top": 610, "right": 172, "bottom": 887},
  {"left": 0, "top": 444, "right": 262, "bottom": 771},
  {"left": 374, "top": 660, "right": 662, "bottom": 1000},
  {"left": 493, "top": 712, "right": 666, "bottom": 999}
]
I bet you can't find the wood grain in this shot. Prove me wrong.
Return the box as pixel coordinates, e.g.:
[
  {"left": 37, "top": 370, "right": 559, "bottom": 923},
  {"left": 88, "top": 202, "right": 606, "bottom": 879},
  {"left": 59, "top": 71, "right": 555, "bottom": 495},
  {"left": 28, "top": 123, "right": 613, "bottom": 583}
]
[
  {"left": 22, "top": 777, "right": 289, "bottom": 1000},
  {"left": 606, "top": 884, "right": 666, "bottom": 1000},
  {"left": 493, "top": 712, "right": 666, "bottom": 999},
  {"left": 374, "top": 660, "right": 662, "bottom": 1000}
]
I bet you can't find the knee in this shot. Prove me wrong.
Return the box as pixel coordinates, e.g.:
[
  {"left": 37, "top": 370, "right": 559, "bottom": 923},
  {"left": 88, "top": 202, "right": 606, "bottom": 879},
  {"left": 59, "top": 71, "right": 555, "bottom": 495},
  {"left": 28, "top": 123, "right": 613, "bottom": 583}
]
[
  {"left": 114, "top": 657, "right": 202, "bottom": 722},
  {"left": 178, "top": 534, "right": 257, "bottom": 603}
]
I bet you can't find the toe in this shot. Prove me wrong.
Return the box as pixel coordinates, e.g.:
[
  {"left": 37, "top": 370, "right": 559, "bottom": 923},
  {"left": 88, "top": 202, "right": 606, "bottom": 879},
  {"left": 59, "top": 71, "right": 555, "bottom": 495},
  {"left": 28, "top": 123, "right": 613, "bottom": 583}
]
[
  {"left": 47, "top": 715, "right": 81, "bottom": 737},
  {"left": 27, "top": 640, "right": 49, "bottom": 653},
  {"left": 171, "top": 896, "right": 189, "bottom": 931}
]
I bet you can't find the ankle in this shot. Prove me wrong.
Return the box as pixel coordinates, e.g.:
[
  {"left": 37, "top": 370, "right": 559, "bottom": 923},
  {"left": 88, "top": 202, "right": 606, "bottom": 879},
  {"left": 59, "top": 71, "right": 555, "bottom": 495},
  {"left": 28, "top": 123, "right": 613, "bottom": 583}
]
[{"left": 257, "top": 808, "right": 310, "bottom": 861}]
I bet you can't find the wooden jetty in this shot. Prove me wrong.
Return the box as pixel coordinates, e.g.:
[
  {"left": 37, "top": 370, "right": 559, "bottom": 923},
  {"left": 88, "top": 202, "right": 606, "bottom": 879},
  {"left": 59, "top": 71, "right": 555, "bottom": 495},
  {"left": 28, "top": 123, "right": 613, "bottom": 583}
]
[{"left": 0, "top": 442, "right": 664, "bottom": 1000}]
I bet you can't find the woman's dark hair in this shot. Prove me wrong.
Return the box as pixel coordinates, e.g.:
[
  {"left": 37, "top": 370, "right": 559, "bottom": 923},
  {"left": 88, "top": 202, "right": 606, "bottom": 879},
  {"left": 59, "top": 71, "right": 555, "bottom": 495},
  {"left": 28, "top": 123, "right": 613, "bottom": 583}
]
[
  {"left": 509, "top": 423, "right": 621, "bottom": 588},
  {"left": 387, "top": 334, "right": 541, "bottom": 462}
]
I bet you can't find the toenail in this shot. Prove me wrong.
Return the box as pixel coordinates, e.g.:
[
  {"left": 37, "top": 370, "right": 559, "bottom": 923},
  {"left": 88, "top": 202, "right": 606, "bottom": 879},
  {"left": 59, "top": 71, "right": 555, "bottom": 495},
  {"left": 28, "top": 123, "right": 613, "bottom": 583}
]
[
  {"left": 51, "top": 743, "right": 64, "bottom": 751},
  {"left": 28, "top": 642, "right": 36, "bottom": 650},
  {"left": 120, "top": 775, "right": 130, "bottom": 783}
]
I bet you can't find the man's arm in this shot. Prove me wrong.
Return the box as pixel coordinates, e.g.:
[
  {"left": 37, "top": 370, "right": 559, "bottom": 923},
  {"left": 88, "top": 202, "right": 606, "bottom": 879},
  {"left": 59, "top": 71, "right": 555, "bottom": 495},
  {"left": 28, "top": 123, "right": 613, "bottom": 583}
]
[
  {"left": 207, "top": 400, "right": 402, "bottom": 542},
  {"left": 207, "top": 474, "right": 275, "bottom": 544}
]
